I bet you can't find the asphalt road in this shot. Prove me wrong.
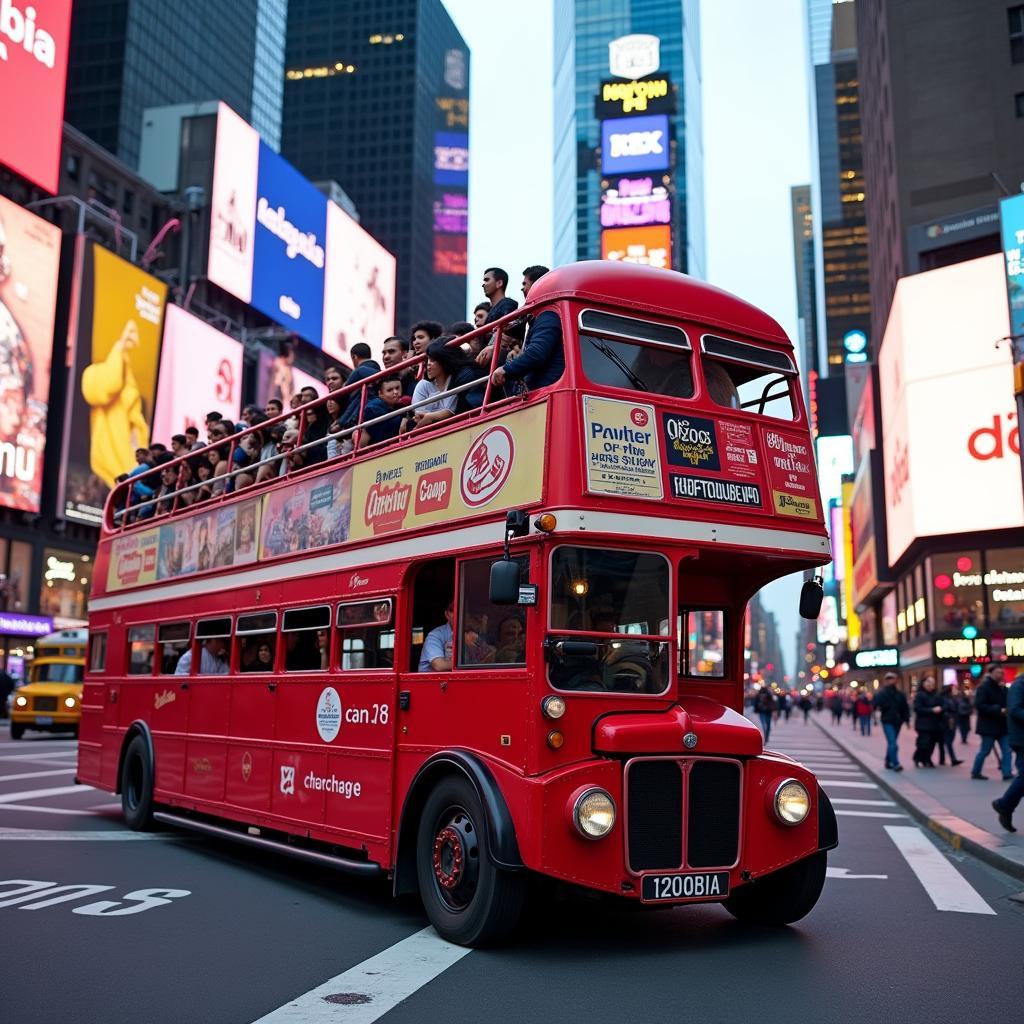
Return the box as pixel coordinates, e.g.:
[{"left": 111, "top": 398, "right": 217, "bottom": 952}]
[{"left": 1, "top": 717, "right": 1021, "bottom": 1024}]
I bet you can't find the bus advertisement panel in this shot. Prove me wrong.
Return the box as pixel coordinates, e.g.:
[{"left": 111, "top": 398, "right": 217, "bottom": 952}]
[
  {"left": 0, "top": 196, "right": 61, "bottom": 513},
  {"left": 61, "top": 240, "right": 167, "bottom": 523}
]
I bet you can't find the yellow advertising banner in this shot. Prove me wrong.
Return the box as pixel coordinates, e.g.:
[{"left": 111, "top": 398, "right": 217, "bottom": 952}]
[
  {"left": 349, "top": 403, "right": 548, "bottom": 539},
  {"left": 582, "top": 395, "right": 663, "bottom": 499},
  {"left": 106, "top": 527, "right": 160, "bottom": 591}
]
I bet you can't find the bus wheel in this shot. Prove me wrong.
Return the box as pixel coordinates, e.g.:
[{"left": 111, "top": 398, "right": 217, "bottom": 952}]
[
  {"left": 120, "top": 734, "right": 154, "bottom": 831},
  {"left": 723, "top": 851, "right": 826, "bottom": 926},
  {"left": 415, "top": 776, "right": 525, "bottom": 947},
  {"left": 10, "top": 722, "right": 24, "bottom": 740}
]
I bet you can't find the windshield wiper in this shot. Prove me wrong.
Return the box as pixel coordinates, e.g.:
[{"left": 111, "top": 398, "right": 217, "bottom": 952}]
[{"left": 589, "top": 337, "right": 648, "bottom": 391}]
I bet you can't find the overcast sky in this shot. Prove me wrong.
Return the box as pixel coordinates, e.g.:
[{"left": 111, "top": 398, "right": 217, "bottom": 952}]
[{"left": 443, "top": 0, "right": 813, "bottom": 674}]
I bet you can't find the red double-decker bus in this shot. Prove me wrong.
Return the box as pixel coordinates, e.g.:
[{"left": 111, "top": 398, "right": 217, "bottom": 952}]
[{"left": 79, "top": 261, "right": 836, "bottom": 946}]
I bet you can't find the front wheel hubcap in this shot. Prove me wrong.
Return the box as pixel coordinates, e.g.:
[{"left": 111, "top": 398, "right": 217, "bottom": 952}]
[{"left": 430, "top": 809, "right": 480, "bottom": 911}]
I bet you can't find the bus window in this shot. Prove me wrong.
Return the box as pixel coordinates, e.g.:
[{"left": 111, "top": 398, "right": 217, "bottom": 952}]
[
  {"left": 283, "top": 606, "right": 331, "bottom": 672},
  {"left": 237, "top": 612, "right": 278, "bottom": 673},
  {"left": 88, "top": 632, "right": 107, "bottom": 673},
  {"left": 700, "top": 335, "right": 797, "bottom": 420},
  {"left": 157, "top": 622, "right": 191, "bottom": 674},
  {"left": 548, "top": 547, "right": 670, "bottom": 694},
  {"left": 127, "top": 626, "right": 155, "bottom": 675},
  {"left": 680, "top": 610, "right": 726, "bottom": 679},
  {"left": 337, "top": 600, "right": 394, "bottom": 670},
  {"left": 33, "top": 663, "right": 85, "bottom": 683},
  {"left": 578, "top": 310, "right": 694, "bottom": 399},
  {"left": 458, "top": 557, "right": 528, "bottom": 668},
  {"left": 411, "top": 558, "right": 455, "bottom": 673},
  {"left": 184, "top": 617, "right": 232, "bottom": 676}
]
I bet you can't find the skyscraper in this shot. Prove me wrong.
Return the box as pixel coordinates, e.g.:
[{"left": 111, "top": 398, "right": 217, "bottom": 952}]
[
  {"left": 282, "top": 1, "right": 470, "bottom": 331},
  {"left": 65, "top": 0, "right": 288, "bottom": 167},
  {"left": 552, "top": 0, "right": 705, "bottom": 278},
  {"left": 790, "top": 184, "right": 819, "bottom": 387}
]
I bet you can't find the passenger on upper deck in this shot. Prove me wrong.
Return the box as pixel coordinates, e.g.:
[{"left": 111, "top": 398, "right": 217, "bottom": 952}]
[
  {"left": 339, "top": 344, "right": 381, "bottom": 430},
  {"left": 410, "top": 320, "right": 444, "bottom": 358},
  {"left": 410, "top": 339, "right": 485, "bottom": 430},
  {"left": 480, "top": 267, "right": 518, "bottom": 326},
  {"left": 473, "top": 302, "right": 490, "bottom": 328},
  {"left": 359, "top": 376, "right": 405, "bottom": 446},
  {"left": 489, "top": 308, "right": 564, "bottom": 392},
  {"left": 175, "top": 636, "right": 229, "bottom": 676},
  {"left": 381, "top": 335, "right": 416, "bottom": 397}
]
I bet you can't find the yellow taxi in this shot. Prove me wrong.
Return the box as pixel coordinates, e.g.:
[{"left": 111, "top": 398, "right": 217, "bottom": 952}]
[{"left": 10, "top": 629, "right": 87, "bottom": 740}]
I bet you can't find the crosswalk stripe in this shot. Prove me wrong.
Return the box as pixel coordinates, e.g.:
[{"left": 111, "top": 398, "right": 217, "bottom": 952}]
[
  {"left": 0, "top": 768, "right": 76, "bottom": 783},
  {"left": 0, "top": 785, "right": 91, "bottom": 805},
  {"left": 884, "top": 825, "right": 996, "bottom": 915},
  {"left": 830, "top": 798, "right": 896, "bottom": 806},
  {"left": 835, "top": 810, "right": 908, "bottom": 818},
  {"left": 820, "top": 780, "right": 877, "bottom": 788}
]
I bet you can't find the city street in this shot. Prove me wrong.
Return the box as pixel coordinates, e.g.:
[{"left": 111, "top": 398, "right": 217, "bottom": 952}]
[{"left": 1, "top": 719, "right": 1021, "bottom": 1024}]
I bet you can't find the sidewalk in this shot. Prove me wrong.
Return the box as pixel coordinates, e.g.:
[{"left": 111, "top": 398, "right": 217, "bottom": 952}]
[{"left": 812, "top": 712, "right": 1024, "bottom": 880}]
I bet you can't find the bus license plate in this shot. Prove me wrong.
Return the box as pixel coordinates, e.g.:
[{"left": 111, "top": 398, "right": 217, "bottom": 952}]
[
  {"left": 35, "top": 716, "right": 53, "bottom": 725},
  {"left": 641, "top": 871, "right": 730, "bottom": 903}
]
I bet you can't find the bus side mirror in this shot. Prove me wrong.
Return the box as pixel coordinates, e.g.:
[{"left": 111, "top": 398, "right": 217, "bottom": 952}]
[
  {"left": 799, "top": 578, "right": 824, "bottom": 620},
  {"left": 490, "top": 560, "right": 521, "bottom": 605}
]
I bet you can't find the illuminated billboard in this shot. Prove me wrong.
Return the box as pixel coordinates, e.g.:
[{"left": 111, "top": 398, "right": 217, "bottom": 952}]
[
  {"left": 600, "top": 177, "right": 671, "bottom": 228},
  {"left": 254, "top": 348, "right": 322, "bottom": 409},
  {"left": 0, "top": 196, "right": 61, "bottom": 512},
  {"left": 434, "top": 235, "right": 468, "bottom": 276},
  {"left": 61, "top": 240, "right": 168, "bottom": 523},
  {"left": 152, "top": 306, "right": 243, "bottom": 442},
  {"left": 601, "top": 226, "right": 671, "bottom": 269},
  {"left": 601, "top": 115, "right": 670, "bottom": 175},
  {"left": 0, "top": 0, "right": 72, "bottom": 193},
  {"left": 879, "top": 254, "right": 1024, "bottom": 563},
  {"left": 433, "top": 192, "right": 469, "bottom": 234},
  {"left": 1000, "top": 192, "right": 1024, "bottom": 340},
  {"left": 595, "top": 77, "right": 675, "bottom": 119},
  {"left": 208, "top": 104, "right": 395, "bottom": 357},
  {"left": 433, "top": 132, "right": 469, "bottom": 186}
]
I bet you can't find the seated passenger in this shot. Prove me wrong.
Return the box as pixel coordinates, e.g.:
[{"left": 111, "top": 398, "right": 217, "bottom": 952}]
[
  {"left": 489, "top": 310, "right": 564, "bottom": 392},
  {"left": 418, "top": 601, "right": 454, "bottom": 672},
  {"left": 461, "top": 609, "right": 495, "bottom": 665},
  {"left": 494, "top": 616, "right": 525, "bottom": 663},
  {"left": 339, "top": 344, "right": 382, "bottom": 429},
  {"left": 704, "top": 360, "right": 742, "bottom": 409},
  {"left": 359, "top": 376, "right": 405, "bottom": 446},
  {"left": 175, "top": 636, "right": 229, "bottom": 675},
  {"left": 412, "top": 340, "right": 485, "bottom": 430},
  {"left": 630, "top": 345, "right": 694, "bottom": 398}
]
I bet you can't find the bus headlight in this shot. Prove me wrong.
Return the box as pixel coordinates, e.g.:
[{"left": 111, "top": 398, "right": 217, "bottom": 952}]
[
  {"left": 64, "top": 697, "right": 77, "bottom": 709},
  {"left": 773, "top": 779, "right": 810, "bottom": 826},
  {"left": 541, "top": 695, "right": 566, "bottom": 720},
  {"left": 571, "top": 788, "right": 616, "bottom": 839},
  {"left": 15, "top": 695, "right": 27, "bottom": 707}
]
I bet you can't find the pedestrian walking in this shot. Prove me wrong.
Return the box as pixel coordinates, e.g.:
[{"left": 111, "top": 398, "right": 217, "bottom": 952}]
[
  {"left": 912, "top": 675, "right": 944, "bottom": 768},
  {"left": 0, "top": 667, "right": 14, "bottom": 719},
  {"left": 799, "top": 694, "right": 813, "bottom": 724},
  {"left": 936, "top": 686, "right": 963, "bottom": 766},
  {"left": 755, "top": 687, "right": 776, "bottom": 742},
  {"left": 954, "top": 683, "right": 972, "bottom": 744},
  {"left": 855, "top": 689, "right": 873, "bottom": 736},
  {"left": 829, "top": 693, "right": 843, "bottom": 725},
  {"left": 992, "top": 671, "right": 1024, "bottom": 832},
  {"left": 874, "top": 671, "right": 909, "bottom": 771},
  {"left": 843, "top": 690, "right": 855, "bottom": 729},
  {"left": 970, "top": 666, "right": 1012, "bottom": 780},
  {"left": 778, "top": 691, "right": 791, "bottom": 722}
]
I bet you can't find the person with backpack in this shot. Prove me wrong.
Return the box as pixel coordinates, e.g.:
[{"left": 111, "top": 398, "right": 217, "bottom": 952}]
[
  {"left": 754, "top": 687, "right": 776, "bottom": 742},
  {"left": 874, "top": 671, "right": 910, "bottom": 772}
]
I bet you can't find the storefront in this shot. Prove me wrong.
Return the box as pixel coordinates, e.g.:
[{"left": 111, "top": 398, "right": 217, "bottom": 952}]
[
  {"left": 38, "top": 548, "right": 93, "bottom": 622},
  {"left": 0, "top": 611, "right": 55, "bottom": 683}
]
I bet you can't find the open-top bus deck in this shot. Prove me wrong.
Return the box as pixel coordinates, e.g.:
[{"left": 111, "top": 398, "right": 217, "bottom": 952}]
[{"left": 79, "top": 261, "right": 836, "bottom": 945}]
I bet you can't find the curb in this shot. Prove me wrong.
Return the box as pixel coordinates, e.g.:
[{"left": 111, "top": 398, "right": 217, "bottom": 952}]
[{"left": 812, "top": 718, "right": 1024, "bottom": 883}]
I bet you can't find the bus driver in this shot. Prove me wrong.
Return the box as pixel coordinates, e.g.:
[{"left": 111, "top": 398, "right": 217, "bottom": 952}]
[
  {"left": 419, "top": 601, "right": 454, "bottom": 672},
  {"left": 175, "top": 636, "right": 230, "bottom": 675}
]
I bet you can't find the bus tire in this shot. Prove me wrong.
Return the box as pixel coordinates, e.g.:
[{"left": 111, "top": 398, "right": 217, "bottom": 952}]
[
  {"left": 120, "top": 734, "right": 155, "bottom": 831},
  {"left": 416, "top": 775, "right": 526, "bottom": 947},
  {"left": 10, "top": 722, "right": 24, "bottom": 740},
  {"left": 723, "top": 851, "right": 826, "bottom": 926}
]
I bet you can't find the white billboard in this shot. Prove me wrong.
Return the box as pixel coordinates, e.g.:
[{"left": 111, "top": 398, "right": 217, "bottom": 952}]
[{"left": 879, "top": 254, "right": 1023, "bottom": 564}]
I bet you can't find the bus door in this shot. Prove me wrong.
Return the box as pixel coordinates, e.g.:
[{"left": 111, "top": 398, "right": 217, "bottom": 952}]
[
  {"left": 226, "top": 612, "right": 279, "bottom": 814},
  {"left": 118, "top": 626, "right": 157, "bottom": 781},
  {"left": 149, "top": 621, "right": 192, "bottom": 794},
  {"left": 183, "top": 616, "right": 233, "bottom": 803}
]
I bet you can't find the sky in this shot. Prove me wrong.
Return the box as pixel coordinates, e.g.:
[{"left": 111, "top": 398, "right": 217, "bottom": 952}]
[{"left": 443, "top": 0, "right": 813, "bottom": 674}]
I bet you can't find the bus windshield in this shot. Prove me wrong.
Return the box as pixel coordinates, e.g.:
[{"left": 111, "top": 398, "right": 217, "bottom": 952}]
[
  {"left": 580, "top": 333, "right": 695, "bottom": 399},
  {"left": 33, "top": 663, "right": 84, "bottom": 683}
]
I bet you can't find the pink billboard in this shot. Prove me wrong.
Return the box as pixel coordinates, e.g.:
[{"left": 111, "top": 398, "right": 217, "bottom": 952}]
[{"left": 152, "top": 305, "right": 243, "bottom": 441}]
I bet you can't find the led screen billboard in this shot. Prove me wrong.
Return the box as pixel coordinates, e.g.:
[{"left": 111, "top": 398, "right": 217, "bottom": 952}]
[
  {"left": 879, "top": 254, "right": 1024, "bottom": 563},
  {"left": 61, "top": 240, "right": 167, "bottom": 523},
  {"left": 433, "top": 132, "right": 469, "bottom": 186},
  {"left": 601, "top": 115, "right": 670, "bottom": 175},
  {"left": 152, "top": 305, "right": 243, "bottom": 443},
  {"left": 601, "top": 225, "right": 671, "bottom": 268},
  {"left": 0, "top": 0, "right": 73, "bottom": 193},
  {"left": 600, "top": 176, "right": 671, "bottom": 228},
  {"left": 0, "top": 196, "right": 61, "bottom": 512},
  {"left": 1000, "top": 192, "right": 1024, "bottom": 341},
  {"left": 254, "top": 348, "right": 322, "bottom": 409}
]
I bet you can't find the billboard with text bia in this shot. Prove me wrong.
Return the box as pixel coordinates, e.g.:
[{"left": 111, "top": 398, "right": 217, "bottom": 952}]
[
  {"left": 879, "top": 254, "right": 1023, "bottom": 564},
  {"left": 152, "top": 305, "right": 243, "bottom": 442},
  {"left": 0, "top": 0, "right": 73, "bottom": 193},
  {"left": 0, "top": 195, "right": 61, "bottom": 512}
]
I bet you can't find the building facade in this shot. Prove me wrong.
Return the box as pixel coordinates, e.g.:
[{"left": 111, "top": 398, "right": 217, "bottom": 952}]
[
  {"left": 65, "top": 0, "right": 288, "bottom": 168},
  {"left": 281, "top": 0, "right": 469, "bottom": 331},
  {"left": 790, "top": 184, "right": 820, "bottom": 388},
  {"left": 552, "top": 0, "right": 705, "bottom": 278}
]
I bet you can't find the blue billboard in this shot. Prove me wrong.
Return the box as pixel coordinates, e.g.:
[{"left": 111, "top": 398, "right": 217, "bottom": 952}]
[
  {"left": 433, "top": 132, "right": 469, "bottom": 186},
  {"left": 252, "top": 140, "right": 327, "bottom": 345},
  {"left": 1000, "top": 193, "right": 1024, "bottom": 340},
  {"left": 601, "top": 115, "right": 670, "bottom": 175}
]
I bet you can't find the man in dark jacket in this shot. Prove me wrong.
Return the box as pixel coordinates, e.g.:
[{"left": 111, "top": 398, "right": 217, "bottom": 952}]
[
  {"left": 874, "top": 671, "right": 910, "bottom": 772},
  {"left": 339, "top": 343, "right": 382, "bottom": 430},
  {"left": 490, "top": 310, "right": 565, "bottom": 392},
  {"left": 971, "top": 666, "right": 1011, "bottom": 780},
  {"left": 993, "top": 671, "right": 1024, "bottom": 831}
]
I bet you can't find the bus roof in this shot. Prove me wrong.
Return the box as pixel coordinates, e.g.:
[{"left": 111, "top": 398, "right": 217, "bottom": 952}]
[{"left": 526, "top": 262, "right": 790, "bottom": 347}]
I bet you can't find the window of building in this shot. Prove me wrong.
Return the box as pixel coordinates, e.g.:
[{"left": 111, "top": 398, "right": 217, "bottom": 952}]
[
  {"left": 283, "top": 606, "right": 331, "bottom": 671},
  {"left": 127, "top": 626, "right": 155, "bottom": 675},
  {"left": 157, "top": 622, "right": 191, "bottom": 674},
  {"left": 1009, "top": 6, "right": 1024, "bottom": 63},
  {"left": 337, "top": 599, "right": 394, "bottom": 669},
  {"left": 39, "top": 548, "right": 93, "bottom": 620},
  {"left": 89, "top": 631, "right": 107, "bottom": 673},
  {"left": 456, "top": 559, "right": 528, "bottom": 668},
  {"left": 0, "top": 538, "right": 31, "bottom": 611},
  {"left": 929, "top": 552, "right": 984, "bottom": 630},
  {"left": 984, "top": 547, "right": 1024, "bottom": 626},
  {"left": 680, "top": 609, "right": 726, "bottom": 678},
  {"left": 237, "top": 612, "right": 278, "bottom": 673}
]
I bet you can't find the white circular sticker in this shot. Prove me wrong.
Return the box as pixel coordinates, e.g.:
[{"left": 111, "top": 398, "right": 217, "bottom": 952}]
[{"left": 316, "top": 687, "right": 342, "bottom": 743}]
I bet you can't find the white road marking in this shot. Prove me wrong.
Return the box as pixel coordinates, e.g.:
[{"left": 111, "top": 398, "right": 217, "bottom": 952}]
[
  {"left": 0, "top": 785, "right": 91, "bottom": 805},
  {"left": 819, "top": 780, "right": 877, "bottom": 789},
  {"left": 826, "top": 868, "right": 888, "bottom": 880},
  {"left": 252, "top": 926, "right": 472, "bottom": 1023},
  {"left": 0, "top": 768, "right": 75, "bottom": 783},
  {"left": 0, "top": 805, "right": 111, "bottom": 816},
  {"left": 830, "top": 798, "right": 896, "bottom": 806},
  {"left": 835, "top": 810, "right": 908, "bottom": 818},
  {"left": 0, "top": 750, "right": 78, "bottom": 762},
  {"left": 884, "top": 825, "right": 997, "bottom": 915},
  {"left": 0, "top": 828, "right": 179, "bottom": 841}
]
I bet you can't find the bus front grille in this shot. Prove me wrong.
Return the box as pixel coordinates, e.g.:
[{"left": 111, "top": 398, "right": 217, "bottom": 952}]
[
  {"left": 32, "top": 696, "right": 58, "bottom": 712},
  {"left": 626, "top": 758, "right": 741, "bottom": 873}
]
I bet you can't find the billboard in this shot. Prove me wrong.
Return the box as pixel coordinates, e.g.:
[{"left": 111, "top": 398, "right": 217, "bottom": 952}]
[
  {"left": 0, "top": 196, "right": 61, "bottom": 512},
  {"left": 999, "top": 192, "right": 1024, "bottom": 341},
  {"left": 601, "top": 115, "right": 670, "bottom": 175},
  {"left": 601, "top": 226, "right": 671, "bottom": 268},
  {"left": 0, "top": 0, "right": 73, "bottom": 193},
  {"left": 600, "top": 176, "right": 671, "bottom": 229},
  {"left": 254, "top": 348, "right": 322, "bottom": 409},
  {"left": 152, "top": 305, "right": 243, "bottom": 442},
  {"left": 879, "top": 254, "right": 1024, "bottom": 563},
  {"left": 208, "top": 104, "right": 395, "bottom": 357},
  {"left": 433, "top": 132, "right": 469, "bottom": 186},
  {"left": 595, "top": 77, "right": 675, "bottom": 119},
  {"left": 61, "top": 240, "right": 167, "bottom": 523}
]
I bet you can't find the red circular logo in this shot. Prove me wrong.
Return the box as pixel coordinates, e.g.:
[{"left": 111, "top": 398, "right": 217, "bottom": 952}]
[
  {"left": 460, "top": 426, "right": 515, "bottom": 507},
  {"left": 630, "top": 408, "right": 648, "bottom": 427}
]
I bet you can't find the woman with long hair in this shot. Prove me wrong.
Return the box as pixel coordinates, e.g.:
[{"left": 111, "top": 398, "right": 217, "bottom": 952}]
[{"left": 411, "top": 337, "right": 486, "bottom": 430}]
